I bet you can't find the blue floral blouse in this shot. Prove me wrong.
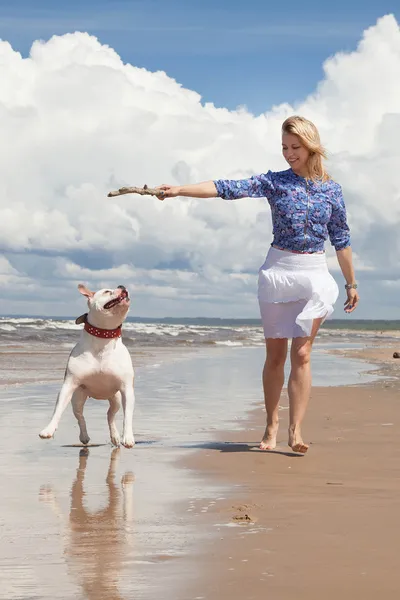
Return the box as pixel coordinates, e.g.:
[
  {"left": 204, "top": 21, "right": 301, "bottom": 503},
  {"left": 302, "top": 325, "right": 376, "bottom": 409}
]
[{"left": 214, "top": 169, "right": 351, "bottom": 253}]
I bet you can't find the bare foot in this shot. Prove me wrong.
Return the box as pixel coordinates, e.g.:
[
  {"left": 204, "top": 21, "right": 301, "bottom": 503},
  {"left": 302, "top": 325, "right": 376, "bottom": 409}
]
[
  {"left": 260, "top": 423, "right": 279, "bottom": 451},
  {"left": 288, "top": 426, "right": 309, "bottom": 454}
]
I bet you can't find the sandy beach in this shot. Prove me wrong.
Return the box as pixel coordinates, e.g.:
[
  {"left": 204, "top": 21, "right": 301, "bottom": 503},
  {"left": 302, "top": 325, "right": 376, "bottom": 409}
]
[
  {"left": 179, "top": 351, "right": 400, "bottom": 599},
  {"left": 0, "top": 330, "right": 399, "bottom": 599}
]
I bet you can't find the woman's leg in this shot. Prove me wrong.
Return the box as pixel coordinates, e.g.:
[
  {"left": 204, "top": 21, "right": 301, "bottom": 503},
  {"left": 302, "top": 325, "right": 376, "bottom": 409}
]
[
  {"left": 287, "top": 317, "right": 324, "bottom": 453},
  {"left": 260, "top": 338, "right": 288, "bottom": 450}
]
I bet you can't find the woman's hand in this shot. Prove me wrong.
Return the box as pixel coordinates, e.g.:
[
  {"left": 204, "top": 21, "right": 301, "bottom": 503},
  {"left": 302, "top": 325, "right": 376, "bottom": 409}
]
[
  {"left": 155, "top": 184, "right": 181, "bottom": 200},
  {"left": 344, "top": 288, "right": 359, "bottom": 313}
]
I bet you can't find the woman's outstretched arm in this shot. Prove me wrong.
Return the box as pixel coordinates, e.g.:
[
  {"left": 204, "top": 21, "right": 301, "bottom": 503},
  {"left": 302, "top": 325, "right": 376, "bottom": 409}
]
[
  {"left": 156, "top": 172, "right": 274, "bottom": 201},
  {"left": 156, "top": 182, "right": 217, "bottom": 199}
]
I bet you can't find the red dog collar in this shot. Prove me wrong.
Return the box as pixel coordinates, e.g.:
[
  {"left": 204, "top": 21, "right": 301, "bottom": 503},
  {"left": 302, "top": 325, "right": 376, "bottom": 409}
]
[{"left": 83, "top": 317, "right": 122, "bottom": 339}]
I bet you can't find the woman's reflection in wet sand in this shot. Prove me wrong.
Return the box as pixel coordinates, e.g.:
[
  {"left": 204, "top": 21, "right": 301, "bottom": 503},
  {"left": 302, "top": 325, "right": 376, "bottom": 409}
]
[{"left": 40, "top": 448, "right": 135, "bottom": 600}]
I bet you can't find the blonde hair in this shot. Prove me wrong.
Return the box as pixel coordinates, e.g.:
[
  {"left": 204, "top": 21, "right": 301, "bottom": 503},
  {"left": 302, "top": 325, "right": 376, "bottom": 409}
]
[{"left": 282, "top": 115, "right": 329, "bottom": 182}]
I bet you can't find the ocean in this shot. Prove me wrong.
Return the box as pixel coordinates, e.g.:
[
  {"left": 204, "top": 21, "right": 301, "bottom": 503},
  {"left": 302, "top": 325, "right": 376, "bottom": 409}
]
[{"left": 1, "top": 315, "right": 399, "bottom": 350}]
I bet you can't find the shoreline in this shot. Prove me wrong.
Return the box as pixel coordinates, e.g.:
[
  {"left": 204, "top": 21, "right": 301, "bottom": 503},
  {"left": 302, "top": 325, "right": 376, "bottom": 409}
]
[{"left": 177, "top": 344, "right": 400, "bottom": 599}]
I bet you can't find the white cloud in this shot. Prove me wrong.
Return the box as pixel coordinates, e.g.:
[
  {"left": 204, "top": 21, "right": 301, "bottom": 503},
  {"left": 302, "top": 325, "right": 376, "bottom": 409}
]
[{"left": 1, "top": 15, "right": 400, "bottom": 318}]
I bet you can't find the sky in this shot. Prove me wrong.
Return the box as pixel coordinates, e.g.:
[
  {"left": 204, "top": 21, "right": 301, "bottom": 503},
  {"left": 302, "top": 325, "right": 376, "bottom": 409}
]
[{"left": 0, "top": 1, "right": 400, "bottom": 319}]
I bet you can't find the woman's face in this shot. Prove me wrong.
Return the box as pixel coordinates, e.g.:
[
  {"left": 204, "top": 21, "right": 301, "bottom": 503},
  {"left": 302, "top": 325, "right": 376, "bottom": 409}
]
[{"left": 282, "top": 133, "right": 310, "bottom": 175}]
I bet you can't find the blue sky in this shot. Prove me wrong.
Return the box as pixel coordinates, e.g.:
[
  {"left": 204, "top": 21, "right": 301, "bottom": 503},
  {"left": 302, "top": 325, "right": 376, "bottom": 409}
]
[
  {"left": 1, "top": 0, "right": 399, "bottom": 114},
  {"left": 1, "top": 3, "right": 400, "bottom": 318}
]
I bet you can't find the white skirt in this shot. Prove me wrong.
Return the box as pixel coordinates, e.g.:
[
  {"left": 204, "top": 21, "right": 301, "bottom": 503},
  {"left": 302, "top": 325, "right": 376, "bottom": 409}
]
[{"left": 258, "top": 246, "right": 339, "bottom": 339}]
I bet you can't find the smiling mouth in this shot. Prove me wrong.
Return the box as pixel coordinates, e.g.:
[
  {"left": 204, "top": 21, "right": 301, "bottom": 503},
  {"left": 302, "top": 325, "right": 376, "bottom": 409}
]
[{"left": 104, "top": 289, "right": 129, "bottom": 310}]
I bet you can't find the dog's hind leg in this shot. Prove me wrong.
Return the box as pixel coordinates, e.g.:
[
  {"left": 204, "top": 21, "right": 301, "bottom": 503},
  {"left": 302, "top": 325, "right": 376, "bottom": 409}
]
[
  {"left": 39, "top": 377, "right": 79, "bottom": 440},
  {"left": 108, "top": 392, "right": 122, "bottom": 447},
  {"left": 71, "top": 389, "right": 90, "bottom": 445}
]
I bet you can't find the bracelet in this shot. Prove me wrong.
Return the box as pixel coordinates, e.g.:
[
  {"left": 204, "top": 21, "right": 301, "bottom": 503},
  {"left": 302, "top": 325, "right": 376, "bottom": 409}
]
[{"left": 345, "top": 283, "right": 358, "bottom": 290}]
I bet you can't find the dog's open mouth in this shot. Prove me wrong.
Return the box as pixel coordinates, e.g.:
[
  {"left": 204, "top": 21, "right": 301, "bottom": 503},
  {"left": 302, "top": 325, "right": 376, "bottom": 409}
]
[{"left": 104, "top": 289, "right": 129, "bottom": 310}]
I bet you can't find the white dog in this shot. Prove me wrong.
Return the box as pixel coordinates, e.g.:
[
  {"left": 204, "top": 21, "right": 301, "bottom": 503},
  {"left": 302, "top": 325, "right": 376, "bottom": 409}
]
[{"left": 39, "top": 284, "right": 135, "bottom": 448}]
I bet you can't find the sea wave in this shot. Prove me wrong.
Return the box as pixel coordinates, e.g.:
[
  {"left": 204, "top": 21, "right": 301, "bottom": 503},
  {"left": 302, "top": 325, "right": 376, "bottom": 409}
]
[
  {"left": 0, "top": 316, "right": 265, "bottom": 348},
  {"left": 0, "top": 316, "right": 399, "bottom": 349}
]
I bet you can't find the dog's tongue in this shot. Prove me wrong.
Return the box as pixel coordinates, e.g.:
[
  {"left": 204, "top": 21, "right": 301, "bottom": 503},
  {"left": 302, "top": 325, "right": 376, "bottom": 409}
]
[
  {"left": 104, "top": 290, "right": 128, "bottom": 310},
  {"left": 104, "top": 297, "right": 120, "bottom": 309}
]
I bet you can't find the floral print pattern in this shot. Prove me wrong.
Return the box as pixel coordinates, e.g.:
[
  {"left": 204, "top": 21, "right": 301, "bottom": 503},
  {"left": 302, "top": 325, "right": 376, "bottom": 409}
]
[{"left": 214, "top": 169, "right": 350, "bottom": 253}]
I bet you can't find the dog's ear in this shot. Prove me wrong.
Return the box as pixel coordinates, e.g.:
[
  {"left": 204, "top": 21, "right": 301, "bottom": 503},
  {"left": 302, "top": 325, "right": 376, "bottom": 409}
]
[
  {"left": 75, "top": 313, "right": 88, "bottom": 325},
  {"left": 78, "top": 284, "right": 94, "bottom": 298}
]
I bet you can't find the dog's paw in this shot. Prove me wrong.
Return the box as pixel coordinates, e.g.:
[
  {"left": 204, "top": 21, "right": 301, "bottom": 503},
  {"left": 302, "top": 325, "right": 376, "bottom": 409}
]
[
  {"left": 111, "top": 434, "right": 121, "bottom": 447},
  {"left": 79, "top": 433, "right": 90, "bottom": 445},
  {"left": 122, "top": 435, "right": 135, "bottom": 449},
  {"left": 39, "top": 428, "right": 54, "bottom": 439}
]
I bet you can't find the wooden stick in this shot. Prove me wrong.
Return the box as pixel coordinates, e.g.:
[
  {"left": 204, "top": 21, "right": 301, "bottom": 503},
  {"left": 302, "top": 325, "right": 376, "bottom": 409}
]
[{"left": 107, "top": 184, "right": 163, "bottom": 198}]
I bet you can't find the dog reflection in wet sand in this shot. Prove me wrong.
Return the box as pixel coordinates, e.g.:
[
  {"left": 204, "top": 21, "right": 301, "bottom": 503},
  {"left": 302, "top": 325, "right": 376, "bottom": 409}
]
[{"left": 39, "top": 448, "right": 134, "bottom": 600}]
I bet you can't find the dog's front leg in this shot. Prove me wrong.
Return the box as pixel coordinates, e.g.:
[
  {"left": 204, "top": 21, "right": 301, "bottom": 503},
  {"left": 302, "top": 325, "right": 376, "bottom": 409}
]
[
  {"left": 108, "top": 392, "right": 122, "bottom": 447},
  {"left": 39, "top": 376, "right": 79, "bottom": 439},
  {"left": 121, "top": 382, "right": 135, "bottom": 449}
]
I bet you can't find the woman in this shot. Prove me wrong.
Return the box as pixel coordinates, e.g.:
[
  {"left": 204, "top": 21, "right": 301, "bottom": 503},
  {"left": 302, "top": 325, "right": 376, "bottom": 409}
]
[{"left": 155, "top": 115, "right": 359, "bottom": 454}]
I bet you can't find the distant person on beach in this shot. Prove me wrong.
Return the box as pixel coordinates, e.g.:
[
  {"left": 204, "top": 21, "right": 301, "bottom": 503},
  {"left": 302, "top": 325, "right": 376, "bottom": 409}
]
[{"left": 154, "top": 115, "right": 359, "bottom": 454}]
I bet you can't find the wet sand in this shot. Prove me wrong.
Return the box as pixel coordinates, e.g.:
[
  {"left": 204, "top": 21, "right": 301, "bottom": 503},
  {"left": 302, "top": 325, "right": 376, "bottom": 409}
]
[
  {"left": 180, "top": 350, "right": 400, "bottom": 599},
  {"left": 0, "top": 343, "right": 398, "bottom": 599},
  {"left": 0, "top": 348, "right": 232, "bottom": 600},
  {"left": 0, "top": 344, "right": 202, "bottom": 387}
]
